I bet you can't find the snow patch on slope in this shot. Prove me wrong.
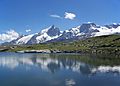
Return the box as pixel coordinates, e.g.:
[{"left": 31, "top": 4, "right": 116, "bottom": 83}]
[
  {"left": 70, "top": 26, "right": 80, "bottom": 36},
  {"left": 16, "top": 34, "right": 34, "bottom": 44},
  {"left": 36, "top": 25, "right": 61, "bottom": 43},
  {"left": 94, "top": 26, "right": 120, "bottom": 36},
  {"left": 36, "top": 33, "right": 59, "bottom": 43}
]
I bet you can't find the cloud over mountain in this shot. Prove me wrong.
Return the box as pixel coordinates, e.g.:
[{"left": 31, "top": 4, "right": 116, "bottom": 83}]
[
  {"left": 64, "top": 12, "right": 76, "bottom": 20},
  {"left": 0, "top": 30, "right": 19, "bottom": 42},
  {"left": 26, "top": 29, "right": 31, "bottom": 33},
  {"left": 50, "top": 12, "right": 76, "bottom": 20},
  {"left": 50, "top": 14, "right": 62, "bottom": 19}
]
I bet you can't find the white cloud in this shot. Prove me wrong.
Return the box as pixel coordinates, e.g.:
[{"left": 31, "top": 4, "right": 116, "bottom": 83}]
[
  {"left": 26, "top": 29, "right": 31, "bottom": 33},
  {"left": 50, "top": 12, "right": 76, "bottom": 20},
  {"left": 64, "top": 12, "right": 76, "bottom": 20},
  {"left": 50, "top": 14, "right": 62, "bottom": 19},
  {"left": 0, "top": 30, "right": 19, "bottom": 42}
]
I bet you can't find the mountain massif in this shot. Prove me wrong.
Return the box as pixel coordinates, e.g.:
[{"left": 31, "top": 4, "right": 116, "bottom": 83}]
[{"left": 3, "top": 22, "right": 120, "bottom": 45}]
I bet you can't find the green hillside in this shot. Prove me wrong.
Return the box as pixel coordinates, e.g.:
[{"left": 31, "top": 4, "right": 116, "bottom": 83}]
[{"left": 1, "top": 34, "right": 120, "bottom": 54}]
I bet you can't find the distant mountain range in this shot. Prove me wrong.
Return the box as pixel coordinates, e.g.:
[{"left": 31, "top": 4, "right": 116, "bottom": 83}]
[{"left": 2, "top": 22, "right": 120, "bottom": 45}]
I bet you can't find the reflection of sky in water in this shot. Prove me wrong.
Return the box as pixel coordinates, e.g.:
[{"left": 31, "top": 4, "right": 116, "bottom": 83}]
[
  {"left": 65, "top": 79, "right": 76, "bottom": 86},
  {"left": 0, "top": 52, "right": 120, "bottom": 75},
  {"left": 1, "top": 53, "right": 120, "bottom": 86}
]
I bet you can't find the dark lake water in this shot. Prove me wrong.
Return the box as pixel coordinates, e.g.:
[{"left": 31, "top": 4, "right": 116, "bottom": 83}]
[{"left": 0, "top": 52, "right": 120, "bottom": 86}]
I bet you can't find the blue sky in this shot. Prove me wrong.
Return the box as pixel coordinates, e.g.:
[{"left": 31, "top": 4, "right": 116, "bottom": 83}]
[{"left": 0, "top": 0, "right": 120, "bottom": 34}]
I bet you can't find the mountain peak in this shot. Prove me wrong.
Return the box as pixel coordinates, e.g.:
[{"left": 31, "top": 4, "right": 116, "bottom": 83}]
[
  {"left": 2, "top": 22, "right": 120, "bottom": 45},
  {"left": 105, "top": 23, "right": 120, "bottom": 29},
  {"left": 80, "top": 23, "right": 98, "bottom": 33},
  {"left": 50, "top": 25, "right": 55, "bottom": 28},
  {"left": 40, "top": 25, "right": 57, "bottom": 35},
  {"left": 47, "top": 25, "right": 60, "bottom": 37}
]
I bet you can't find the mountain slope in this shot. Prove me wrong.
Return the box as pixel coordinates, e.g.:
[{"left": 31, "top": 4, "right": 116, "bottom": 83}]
[
  {"left": 2, "top": 22, "right": 120, "bottom": 45},
  {"left": 5, "top": 34, "right": 120, "bottom": 55},
  {"left": 28, "top": 25, "right": 62, "bottom": 44},
  {"left": 5, "top": 25, "right": 62, "bottom": 45}
]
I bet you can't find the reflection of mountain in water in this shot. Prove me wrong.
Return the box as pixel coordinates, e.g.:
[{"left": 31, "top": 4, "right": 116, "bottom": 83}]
[{"left": 0, "top": 53, "right": 120, "bottom": 75}]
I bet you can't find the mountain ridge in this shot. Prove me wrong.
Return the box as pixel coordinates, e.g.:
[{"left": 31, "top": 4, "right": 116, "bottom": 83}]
[{"left": 2, "top": 22, "right": 120, "bottom": 45}]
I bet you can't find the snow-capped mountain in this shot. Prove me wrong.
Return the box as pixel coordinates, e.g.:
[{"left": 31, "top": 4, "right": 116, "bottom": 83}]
[
  {"left": 4, "top": 25, "right": 62, "bottom": 45},
  {"left": 3, "top": 22, "right": 120, "bottom": 45},
  {"left": 56, "top": 23, "right": 100, "bottom": 41},
  {"left": 27, "top": 25, "right": 62, "bottom": 44},
  {"left": 16, "top": 34, "right": 34, "bottom": 44}
]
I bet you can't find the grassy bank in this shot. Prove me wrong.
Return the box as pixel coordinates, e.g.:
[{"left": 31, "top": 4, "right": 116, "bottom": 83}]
[{"left": 1, "top": 34, "right": 120, "bottom": 54}]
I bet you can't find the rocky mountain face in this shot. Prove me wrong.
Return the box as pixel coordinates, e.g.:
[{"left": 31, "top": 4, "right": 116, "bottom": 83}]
[
  {"left": 26, "top": 25, "right": 61, "bottom": 44},
  {"left": 3, "top": 22, "right": 120, "bottom": 45}
]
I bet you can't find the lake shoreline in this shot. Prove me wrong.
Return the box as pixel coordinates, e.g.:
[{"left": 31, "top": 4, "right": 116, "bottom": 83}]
[
  {"left": 1, "top": 34, "right": 120, "bottom": 55},
  {"left": 12, "top": 49, "right": 120, "bottom": 55}
]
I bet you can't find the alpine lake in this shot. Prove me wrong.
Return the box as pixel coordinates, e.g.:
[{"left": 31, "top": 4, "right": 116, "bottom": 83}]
[{"left": 0, "top": 52, "right": 120, "bottom": 86}]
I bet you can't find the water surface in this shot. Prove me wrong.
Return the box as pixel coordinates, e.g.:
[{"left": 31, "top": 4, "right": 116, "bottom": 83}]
[{"left": 0, "top": 52, "right": 120, "bottom": 86}]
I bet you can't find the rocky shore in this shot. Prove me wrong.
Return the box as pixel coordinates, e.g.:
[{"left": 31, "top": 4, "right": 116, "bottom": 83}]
[
  {"left": 15, "top": 48, "right": 120, "bottom": 55},
  {"left": 16, "top": 49, "right": 79, "bottom": 54},
  {"left": 16, "top": 49, "right": 51, "bottom": 53}
]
